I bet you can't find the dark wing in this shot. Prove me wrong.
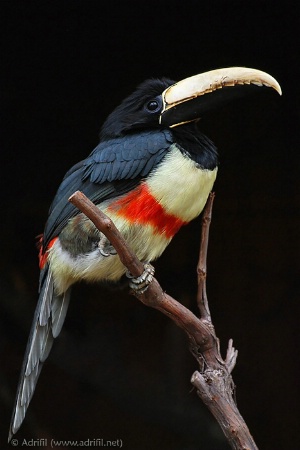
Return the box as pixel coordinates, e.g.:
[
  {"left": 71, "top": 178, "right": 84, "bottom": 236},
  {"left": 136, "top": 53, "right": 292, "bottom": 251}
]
[
  {"left": 9, "top": 130, "right": 173, "bottom": 440},
  {"left": 43, "top": 130, "right": 173, "bottom": 248}
]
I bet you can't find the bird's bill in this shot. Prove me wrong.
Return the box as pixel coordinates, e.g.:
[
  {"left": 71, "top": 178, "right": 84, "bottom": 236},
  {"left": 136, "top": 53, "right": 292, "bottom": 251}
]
[{"left": 159, "top": 67, "right": 282, "bottom": 127}]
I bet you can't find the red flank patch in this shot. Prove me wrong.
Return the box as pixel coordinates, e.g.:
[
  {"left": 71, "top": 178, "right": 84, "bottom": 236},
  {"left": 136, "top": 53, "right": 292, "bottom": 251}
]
[{"left": 38, "top": 237, "right": 58, "bottom": 269}]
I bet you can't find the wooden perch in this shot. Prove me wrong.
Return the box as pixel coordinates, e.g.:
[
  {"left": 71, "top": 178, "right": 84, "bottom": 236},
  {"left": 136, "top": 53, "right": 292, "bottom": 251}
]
[{"left": 69, "top": 190, "right": 258, "bottom": 450}]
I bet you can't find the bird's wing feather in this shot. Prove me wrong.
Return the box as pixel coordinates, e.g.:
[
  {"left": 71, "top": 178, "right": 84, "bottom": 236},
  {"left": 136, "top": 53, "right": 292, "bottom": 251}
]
[
  {"left": 9, "top": 266, "right": 71, "bottom": 440},
  {"left": 43, "top": 130, "right": 173, "bottom": 247}
]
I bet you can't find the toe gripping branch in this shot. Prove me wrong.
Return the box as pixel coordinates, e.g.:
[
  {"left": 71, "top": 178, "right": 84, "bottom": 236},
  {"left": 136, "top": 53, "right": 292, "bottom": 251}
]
[
  {"left": 99, "top": 235, "right": 117, "bottom": 257},
  {"left": 126, "top": 263, "right": 155, "bottom": 294}
]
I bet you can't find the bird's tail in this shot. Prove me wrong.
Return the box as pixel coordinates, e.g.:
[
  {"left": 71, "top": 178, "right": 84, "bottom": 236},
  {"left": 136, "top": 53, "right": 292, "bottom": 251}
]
[{"left": 8, "top": 264, "right": 71, "bottom": 441}]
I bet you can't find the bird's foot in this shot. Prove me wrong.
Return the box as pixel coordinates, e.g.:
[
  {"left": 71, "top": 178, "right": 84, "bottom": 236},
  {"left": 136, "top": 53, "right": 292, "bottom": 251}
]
[
  {"left": 98, "top": 236, "right": 117, "bottom": 257},
  {"left": 126, "top": 263, "right": 155, "bottom": 294}
]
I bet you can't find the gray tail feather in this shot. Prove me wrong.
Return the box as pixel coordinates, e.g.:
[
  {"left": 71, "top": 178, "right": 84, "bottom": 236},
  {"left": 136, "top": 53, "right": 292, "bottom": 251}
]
[{"left": 8, "top": 265, "right": 71, "bottom": 441}]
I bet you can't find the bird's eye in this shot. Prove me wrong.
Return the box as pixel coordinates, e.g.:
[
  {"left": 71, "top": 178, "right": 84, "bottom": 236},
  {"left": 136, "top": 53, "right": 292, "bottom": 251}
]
[{"left": 145, "top": 97, "right": 161, "bottom": 113}]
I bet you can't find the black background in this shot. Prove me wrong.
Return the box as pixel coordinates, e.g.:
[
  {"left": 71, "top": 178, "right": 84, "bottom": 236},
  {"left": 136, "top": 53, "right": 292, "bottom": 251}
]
[{"left": 1, "top": 1, "right": 299, "bottom": 449}]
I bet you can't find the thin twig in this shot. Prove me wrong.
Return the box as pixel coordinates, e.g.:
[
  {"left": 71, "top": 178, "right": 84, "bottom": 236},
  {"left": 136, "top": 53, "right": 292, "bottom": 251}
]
[
  {"left": 68, "top": 190, "right": 258, "bottom": 450},
  {"left": 197, "top": 192, "right": 215, "bottom": 322}
]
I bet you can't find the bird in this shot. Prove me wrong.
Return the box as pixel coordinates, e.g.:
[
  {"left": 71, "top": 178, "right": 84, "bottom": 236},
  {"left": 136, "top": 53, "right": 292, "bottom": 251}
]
[{"left": 9, "top": 67, "right": 281, "bottom": 440}]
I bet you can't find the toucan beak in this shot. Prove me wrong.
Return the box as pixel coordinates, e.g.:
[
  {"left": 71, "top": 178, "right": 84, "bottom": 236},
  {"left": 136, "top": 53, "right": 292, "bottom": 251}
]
[{"left": 159, "top": 67, "right": 282, "bottom": 127}]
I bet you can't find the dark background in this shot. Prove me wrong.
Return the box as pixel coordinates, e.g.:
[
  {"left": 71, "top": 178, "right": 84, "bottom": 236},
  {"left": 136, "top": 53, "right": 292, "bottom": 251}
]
[{"left": 1, "top": 1, "right": 299, "bottom": 449}]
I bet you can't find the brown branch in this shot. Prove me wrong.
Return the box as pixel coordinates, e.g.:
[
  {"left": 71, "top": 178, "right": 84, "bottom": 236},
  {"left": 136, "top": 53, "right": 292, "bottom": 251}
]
[
  {"left": 69, "top": 190, "right": 258, "bottom": 450},
  {"left": 69, "top": 191, "right": 213, "bottom": 348}
]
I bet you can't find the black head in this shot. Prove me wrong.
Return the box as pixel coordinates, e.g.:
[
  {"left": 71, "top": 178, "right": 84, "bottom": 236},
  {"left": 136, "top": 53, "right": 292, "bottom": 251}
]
[{"left": 100, "top": 78, "right": 175, "bottom": 141}]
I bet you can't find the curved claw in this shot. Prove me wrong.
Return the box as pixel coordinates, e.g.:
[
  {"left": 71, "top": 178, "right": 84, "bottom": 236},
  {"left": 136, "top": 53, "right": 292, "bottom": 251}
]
[
  {"left": 127, "top": 263, "right": 155, "bottom": 294},
  {"left": 98, "top": 235, "right": 117, "bottom": 257}
]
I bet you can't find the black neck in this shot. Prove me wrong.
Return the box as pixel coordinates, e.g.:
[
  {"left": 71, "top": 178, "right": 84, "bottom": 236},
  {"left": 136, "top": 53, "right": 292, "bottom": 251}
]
[{"left": 171, "top": 122, "right": 219, "bottom": 170}]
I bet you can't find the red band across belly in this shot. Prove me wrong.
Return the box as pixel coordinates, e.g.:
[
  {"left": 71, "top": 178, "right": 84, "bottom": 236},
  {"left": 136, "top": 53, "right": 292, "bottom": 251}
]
[{"left": 107, "top": 183, "right": 187, "bottom": 239}]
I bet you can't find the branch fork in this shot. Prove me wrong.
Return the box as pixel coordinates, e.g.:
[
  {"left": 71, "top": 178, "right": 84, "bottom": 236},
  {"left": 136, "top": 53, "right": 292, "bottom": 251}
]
[{"left": 69, "top": 190, "right": 258, "bottom": 450}]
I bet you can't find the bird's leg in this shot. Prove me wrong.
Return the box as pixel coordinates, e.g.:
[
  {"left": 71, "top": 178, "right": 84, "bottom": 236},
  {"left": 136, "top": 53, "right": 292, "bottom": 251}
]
[
  {"left": 126, "top": 263, "right": 155, "bottom": 294},
  {"left": 98, "top": 234, "right": 117, "bottom": 257}
]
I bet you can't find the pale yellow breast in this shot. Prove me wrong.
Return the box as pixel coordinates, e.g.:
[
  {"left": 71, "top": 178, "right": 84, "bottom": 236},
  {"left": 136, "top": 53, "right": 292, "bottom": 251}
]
[{"left": 147, "top": 144, "right": 217, "bottom": 222}]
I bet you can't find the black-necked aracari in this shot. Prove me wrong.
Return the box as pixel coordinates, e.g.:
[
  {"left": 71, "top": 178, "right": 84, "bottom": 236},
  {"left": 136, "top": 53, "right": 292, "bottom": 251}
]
[{"left": 9, "top": 67, "right": 281, "bottom": 440}]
